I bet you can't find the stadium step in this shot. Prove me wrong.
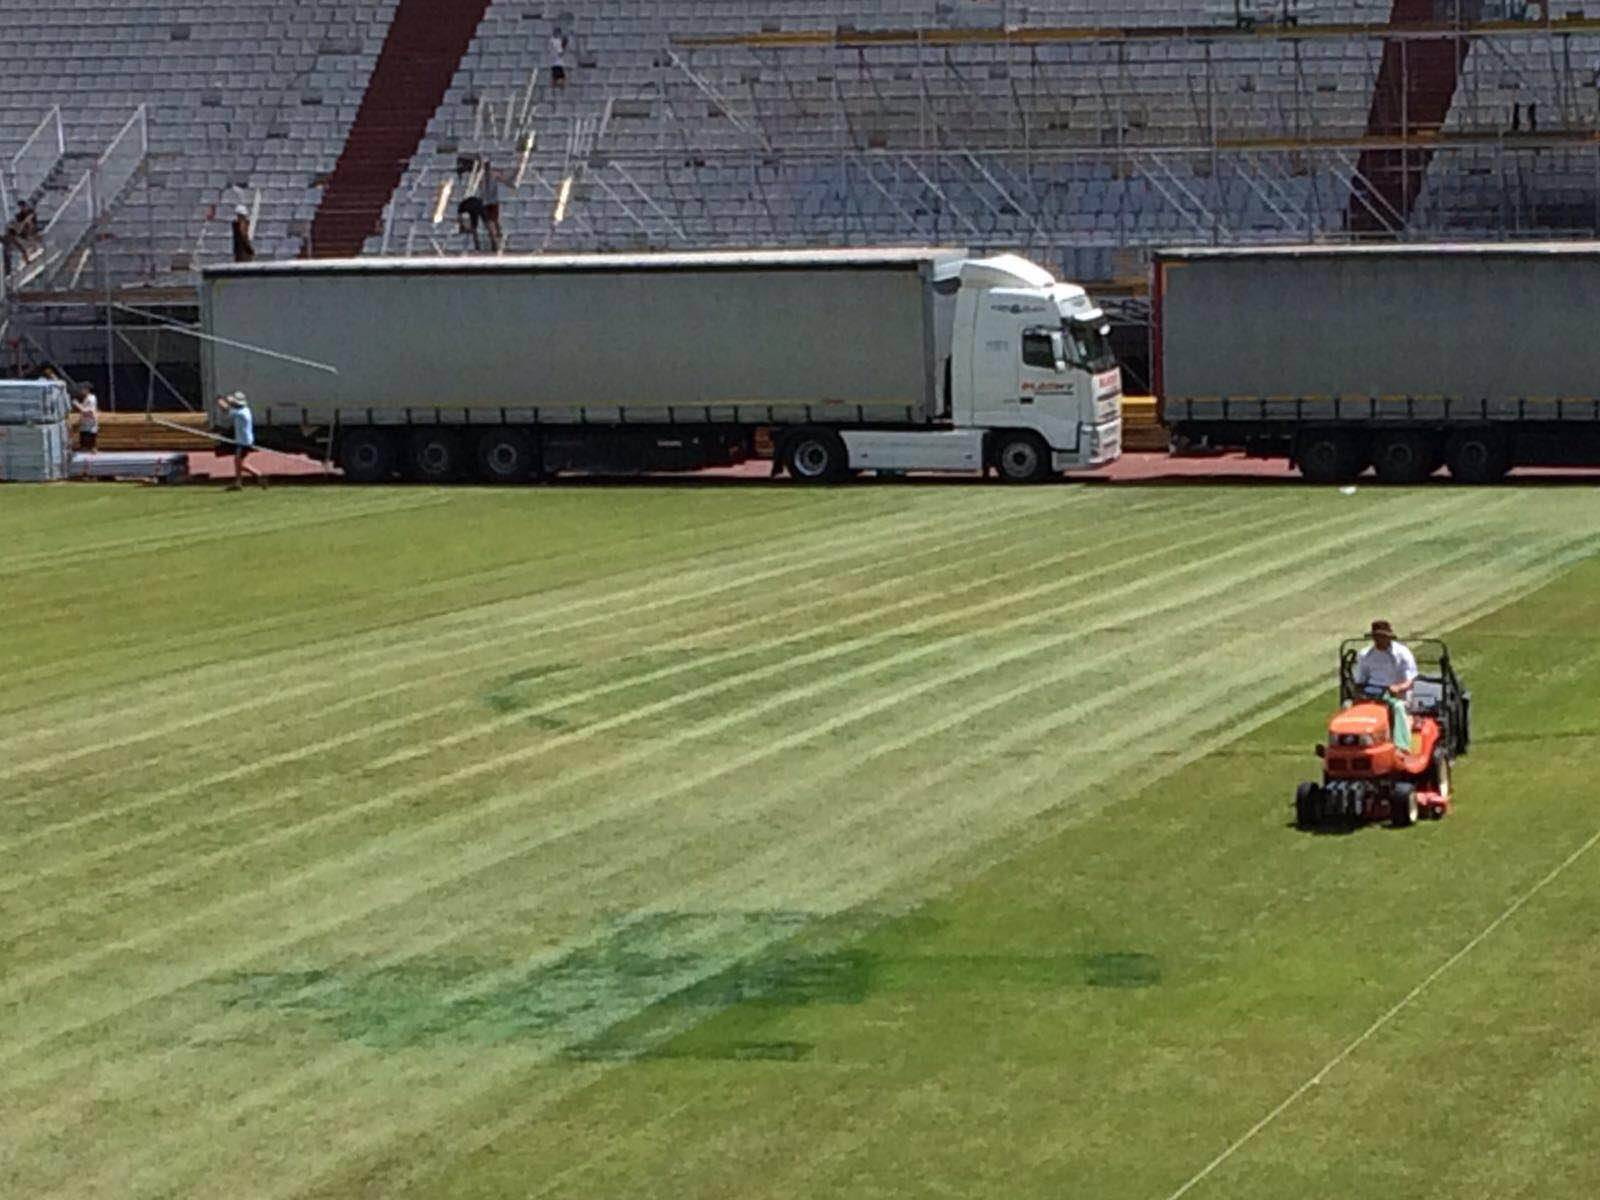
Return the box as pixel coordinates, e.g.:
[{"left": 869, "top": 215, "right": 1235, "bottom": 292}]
[
  {"left": 1121, "top": 396, "right": 1167, "bottom": 453},
  {"left": 309, "top": 0, "right": 493, "bottom": 257}
]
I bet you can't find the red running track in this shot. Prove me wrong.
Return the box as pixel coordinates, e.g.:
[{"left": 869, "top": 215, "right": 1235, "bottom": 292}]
[{"left": 181, "top": 451, "right": 1599, "bottom": 487}]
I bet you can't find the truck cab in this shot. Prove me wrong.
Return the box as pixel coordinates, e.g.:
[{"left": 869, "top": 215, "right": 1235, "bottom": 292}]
[{"left": 949, "top": 255, "right": 1123, "bottom": 478}]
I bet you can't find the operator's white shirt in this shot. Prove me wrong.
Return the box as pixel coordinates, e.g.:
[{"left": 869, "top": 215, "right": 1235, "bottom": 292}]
[{"left": 1354, "top": 642, "right": 1418, "bottom": 689}]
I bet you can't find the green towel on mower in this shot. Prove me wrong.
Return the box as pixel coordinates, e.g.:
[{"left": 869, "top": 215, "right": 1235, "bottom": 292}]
[{"left": 1386, "top": 696, "right": 1413, "bottom": 753}]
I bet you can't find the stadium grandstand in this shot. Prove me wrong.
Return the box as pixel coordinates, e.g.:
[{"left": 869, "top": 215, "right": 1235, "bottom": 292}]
[{"left": 3, "top": 0, "right": 1599, "bottom": 392}]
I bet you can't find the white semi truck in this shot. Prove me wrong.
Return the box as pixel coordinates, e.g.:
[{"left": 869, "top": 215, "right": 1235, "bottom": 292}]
[{"left": 198, "top": 248, "right": 1122, "bottom": 483}]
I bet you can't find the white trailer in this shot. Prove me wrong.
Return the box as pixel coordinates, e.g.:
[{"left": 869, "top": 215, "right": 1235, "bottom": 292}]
[
  {"left": 200, "top": 248, "right": 1122, "bottom": 483},
  {"left": 1154, "top": 242, "right": 1600, "bottom": 482}
]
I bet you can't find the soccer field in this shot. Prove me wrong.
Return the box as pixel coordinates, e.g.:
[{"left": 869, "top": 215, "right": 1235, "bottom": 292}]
[{"left": 3, "top": 482, "right": 1599, "bottom": 1199}]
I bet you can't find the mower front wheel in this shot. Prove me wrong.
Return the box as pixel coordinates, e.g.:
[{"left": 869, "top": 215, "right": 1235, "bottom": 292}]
[
  {"left": 1390, "top": 783, "right": 1419, "bottom": 828},
  {"left": 1295, "top": 782, "right": 1320, "bottom": 829}
]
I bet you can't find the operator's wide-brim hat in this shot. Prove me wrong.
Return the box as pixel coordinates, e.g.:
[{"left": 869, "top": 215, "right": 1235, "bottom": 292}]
[{"left": 1370, "top": 619, "right": 1394, "bottom": 635}]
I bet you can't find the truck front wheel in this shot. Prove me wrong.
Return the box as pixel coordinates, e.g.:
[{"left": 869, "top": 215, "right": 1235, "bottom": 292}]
[
  {"left": 1445, "top": 429, "right": 1510, "bottom": 485},
  {"left": 992, "top": 432, "right": 1053, "bottom": 483},
  {"left": 1296, "top": 431, "right": 1364, "bottom": 484},
  {"left": 475, "top": 429, "right": 535, "bottom": 484},
  {"left": 340, "top": 429, "right": 398, "bottom": 483},
  {"left": 783, "top": 428, "right": 849, "bottom": 484}
]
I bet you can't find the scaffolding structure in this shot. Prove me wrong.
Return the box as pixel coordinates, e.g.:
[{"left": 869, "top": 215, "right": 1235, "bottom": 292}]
[
  {"left": 14, "top": 7, "right": 1600, "bottom": 397},
  {"left": 375, "top": 9, "right": 1600, "bottom": 280}
]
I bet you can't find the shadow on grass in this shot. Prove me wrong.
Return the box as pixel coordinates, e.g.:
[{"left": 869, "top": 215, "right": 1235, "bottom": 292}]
[{"left": 1285, "top": 819, "right": 1362, "bottom": 837}]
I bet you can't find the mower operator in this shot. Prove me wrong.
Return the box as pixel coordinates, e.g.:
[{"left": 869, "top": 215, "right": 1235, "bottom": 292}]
[{"left": 1354, "top": 619, "right": 1417, "bottom": 752}]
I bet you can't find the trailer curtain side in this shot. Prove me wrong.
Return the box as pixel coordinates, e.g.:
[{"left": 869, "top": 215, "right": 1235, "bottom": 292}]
[
  {"left": 202, "top": 262, "right": 942, "bottom": 427},
  {"left": 1157, "top": 248, "right": 1600, "bottom": 407}
]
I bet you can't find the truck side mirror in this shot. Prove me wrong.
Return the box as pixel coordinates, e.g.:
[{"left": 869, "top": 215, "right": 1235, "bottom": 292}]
[{"left": 1049, "top": 331, "right": 1068, "bottom": 374}]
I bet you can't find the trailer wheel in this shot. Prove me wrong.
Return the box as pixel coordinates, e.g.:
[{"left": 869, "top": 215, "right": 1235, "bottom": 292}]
[
  {"left": 1445, "top": 429, "right": 1510, "bottom": 485},
  {"left": 475, "top": 429, "right": 534, "bottom": 484},
  {"left": 992, "top": 432, "right": 1053, "bottom": 483},
  {"left": 1297, "top": 431, "right": 1364, "bottom": 484},
  {"left": 405, "top": 429, "right": 465, "bottom": 483},
  {"left": 1373, "top": 432, "right": 1438, "bottom": 485},
  {"left": 1389, "top": 783, "right": 1419, "bottom": 828},
  {"left": 339, "top": 429, "right": 397, "bottom": 483},
  {"left": 784, "top": 428, "right": 849, "bottom": 484}
]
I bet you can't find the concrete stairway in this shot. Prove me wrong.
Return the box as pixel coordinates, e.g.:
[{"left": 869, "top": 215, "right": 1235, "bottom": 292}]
[
  {"left": 1349, "top": 0, "right": 1470, "bottom": 235},
  {"left": 308, "top": 0, "right": 491, "bottom": 256}
]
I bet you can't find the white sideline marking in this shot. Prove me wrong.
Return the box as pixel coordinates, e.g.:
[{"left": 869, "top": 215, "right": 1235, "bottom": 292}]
[{"left": 1161, "top": 824, "right": 1600, "bottom": 1200}]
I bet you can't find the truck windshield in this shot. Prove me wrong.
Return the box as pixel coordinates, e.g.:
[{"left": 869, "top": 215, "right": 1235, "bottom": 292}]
[{"left": 1064, "top": 320, "right": 1117, "bottom": 373}]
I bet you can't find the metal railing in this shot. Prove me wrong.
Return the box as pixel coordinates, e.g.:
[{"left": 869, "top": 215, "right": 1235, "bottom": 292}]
[
  {"left": 94, "top": 106, "right": 148, "bottom": 216},
  {"left": 32, "top": 171, "right": 94, "bottom": 283},
  {"left": 8, "top": 106, "right": 63, "bottom": 203},
  {"left": 7, "top": 107, "right": 149, "bottom": 288}
]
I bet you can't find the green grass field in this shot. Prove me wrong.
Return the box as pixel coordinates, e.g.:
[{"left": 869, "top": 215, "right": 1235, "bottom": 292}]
[{"left": 3, "top": 481, "right": 1599, "bottom": 1199}]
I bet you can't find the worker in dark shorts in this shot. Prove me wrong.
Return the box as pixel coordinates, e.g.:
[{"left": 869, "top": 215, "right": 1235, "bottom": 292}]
[
  {"left": 217, "top": 391, "right": 266, "bottom": 490},
  {"left": 481, "top": 158, "right": 505, "bottom": 252},
  {"left": 71, "top": 384, "right": 99, "bottom": 451},
  {"left": 457, "top": 194, "right": 484, "bottom": 251},
  {"left": 231, "top": 204, "right": 255, "bottom": 262},
  {"left": 549, "top": 28, "right": 568, "bottom": 89}
]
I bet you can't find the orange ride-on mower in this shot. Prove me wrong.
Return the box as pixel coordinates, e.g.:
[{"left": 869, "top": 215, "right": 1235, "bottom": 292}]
[{"left": 1295, "top": 637, "right": 1471, "bottom": 830}]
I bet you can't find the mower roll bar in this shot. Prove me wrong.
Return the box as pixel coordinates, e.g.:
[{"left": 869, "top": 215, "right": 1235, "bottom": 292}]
[{"left": 1338, "top": 636, "right": 1471, "bottom": 758}]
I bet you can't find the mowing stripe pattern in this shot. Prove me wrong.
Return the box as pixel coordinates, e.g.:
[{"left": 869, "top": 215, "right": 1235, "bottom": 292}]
[{"left": 1, "top": 486, "right": 1594, "bottom": 1200}]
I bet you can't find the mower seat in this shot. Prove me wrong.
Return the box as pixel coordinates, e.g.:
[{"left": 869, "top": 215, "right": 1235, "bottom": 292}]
[{"left": 1408, "top": 676, "right": 1445, "bottom": 715}]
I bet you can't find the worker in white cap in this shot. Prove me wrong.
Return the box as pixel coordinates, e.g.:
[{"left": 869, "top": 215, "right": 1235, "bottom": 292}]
[{"left": 231, "top": 204, "right": 255, "bottom": 263}]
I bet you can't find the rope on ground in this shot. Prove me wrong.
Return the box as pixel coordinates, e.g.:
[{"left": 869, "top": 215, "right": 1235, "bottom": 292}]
[{"left": 1161, "top": 823, "right": 1600, "bottom": 1200}]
